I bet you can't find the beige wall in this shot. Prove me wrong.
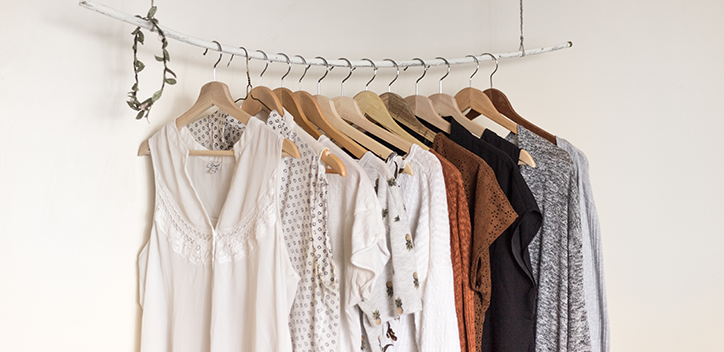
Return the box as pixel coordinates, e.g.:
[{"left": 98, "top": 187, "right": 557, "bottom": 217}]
[{"left": 1, "top": 0, "right": 722, "bottom": 350}]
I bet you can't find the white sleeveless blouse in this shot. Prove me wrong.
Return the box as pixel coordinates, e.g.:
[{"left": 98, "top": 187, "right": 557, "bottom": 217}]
[{"left": 138, "top": 117, "right": 300, "bottom": 352}]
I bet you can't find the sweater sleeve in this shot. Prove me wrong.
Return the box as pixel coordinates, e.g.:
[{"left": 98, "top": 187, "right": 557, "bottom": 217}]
[{"left": 566, "top": 166, "right": 592, "bottom": 352}]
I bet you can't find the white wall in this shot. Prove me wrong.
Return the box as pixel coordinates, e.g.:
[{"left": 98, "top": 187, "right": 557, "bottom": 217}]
[{"left": 1, "top": 0, "right": 722, "bottom": 350}]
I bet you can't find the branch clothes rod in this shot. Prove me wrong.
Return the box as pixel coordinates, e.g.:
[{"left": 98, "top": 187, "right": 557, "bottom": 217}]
[{"left": 79, "top": 0, "right": 573, "bottom": 68}]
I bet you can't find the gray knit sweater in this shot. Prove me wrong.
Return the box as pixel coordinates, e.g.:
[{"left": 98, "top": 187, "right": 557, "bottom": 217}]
[
  {"left": 507, "top": 126, "right": 591, "bottom": 352},
  {"left": 557, "top": 137, "right": 609, "bottom": 352}
]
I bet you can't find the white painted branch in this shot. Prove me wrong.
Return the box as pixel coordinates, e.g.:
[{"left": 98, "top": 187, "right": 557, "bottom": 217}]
[{"left": 79, "top": 0, "right": 573, "bottom": 69}]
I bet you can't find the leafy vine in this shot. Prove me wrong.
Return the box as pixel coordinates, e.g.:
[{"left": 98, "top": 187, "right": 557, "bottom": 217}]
[{"left": 127, "top": 6, "right": 176, "bottom": 120}]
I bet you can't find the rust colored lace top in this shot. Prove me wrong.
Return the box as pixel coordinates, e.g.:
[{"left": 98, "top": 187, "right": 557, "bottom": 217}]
[
  {"left": 431, "top": 150, "right": 475, "bottom": 352},
  {"left": 432, "top": 134, "right": 518, "bottom": 352}
]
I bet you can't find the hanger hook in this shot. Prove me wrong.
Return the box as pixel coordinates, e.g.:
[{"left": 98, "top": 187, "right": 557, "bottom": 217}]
[
  {"left": 295, "top": 55, "right": 309, "bottom": 91},
  {"left": 256, "top": 50, "right": 269, "bottom": 86},
  {"left": 411, "top": 58, "right": 427, "bottom": 95},
  {"left": 480, "top": 53, "right": 499, "bottom": 88},
  {"left": 228, "top": 46, "right": 252, "bottom": 101},
  {"left": 362, "top": 58, "right": 377, "bottom": 91},
  {"left": 435, "top": 57, "right": 450, "bottom": 93},
  {"left": 466, "top": 55, "right": 479, "bottom": 88},
  {"left": 202, "top": 40, "right": 223, "bottom": 81},
  {"left": 383, "top": 59, "right": 399, "bottom": 93},
  {"left": 315, "top": 56, "right": 329, "bottom": 95},
  {"left": 339, "top": 58, "right": 354, "bottom": 96},
  {"left": 277, "top": 53, "right": 291, "bottom": 88}
]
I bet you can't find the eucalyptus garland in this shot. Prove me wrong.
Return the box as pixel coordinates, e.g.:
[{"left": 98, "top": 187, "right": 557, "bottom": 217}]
[{"left": 127, "top": 6, "right": 176, "bottom": 120}]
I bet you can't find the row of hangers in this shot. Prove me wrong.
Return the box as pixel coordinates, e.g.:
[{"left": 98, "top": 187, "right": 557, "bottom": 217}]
[{"left": 139, "top": 41, "right": 560, "bottom": 177}]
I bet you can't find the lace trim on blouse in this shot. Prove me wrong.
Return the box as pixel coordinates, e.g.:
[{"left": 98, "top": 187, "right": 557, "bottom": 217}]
[{"left": 154, "top": 171, "right": 278, "bottom": 264}]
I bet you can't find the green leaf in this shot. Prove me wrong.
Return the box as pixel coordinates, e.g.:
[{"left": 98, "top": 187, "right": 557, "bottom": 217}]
[
  {"left": 163, "top": 49, "right": 170, "bottom": 61},
  {"left": 147, "top": 6, "right": 157, "bottom": 18},
  {"left": 165, "top": 78, "right": 177, "bottom": 85},
  {"left": 132, "top": 83, "right": 138, "bottom": 92},
  {"left": 136, "top": 110, "right": 145, "bottom": 120},
  {"left": 135, "top": 61, "right": 145, "bottom": 73},
  {"left": 137, "top": 31, "right": 145, "bottom": 45},
  {"left": 152, "top": 90, "right": 163, "bottom": 102},
  {"left": 155, "top": 55, "right": 164, "bottom": 62},
  {"left": 131, "top": 27, "right": 140, "bottom": 35},
  {"left": 162, "top": 39, "right": 168, "bottom": 48},
  {"left": 165, "top": 67, "right": 177, "bottom": 78},
  {"left": 127, "top": 101, "right": 138, "bottom": 110}
]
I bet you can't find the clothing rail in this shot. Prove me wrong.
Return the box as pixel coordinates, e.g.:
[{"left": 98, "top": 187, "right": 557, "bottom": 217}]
[{"left": 79, "top": 0, "right": 573, "bottom": 69}]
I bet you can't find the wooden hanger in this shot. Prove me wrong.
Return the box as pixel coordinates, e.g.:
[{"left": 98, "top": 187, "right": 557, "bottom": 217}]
[
  {"left": 332, "top": 95, "right": 413, "bottom": 153},
  {"left": 378, "top": 59, "right": 436, "bottom": 143},
  {"left": 266, "top": 54, "right": 346, "bottom": 175},
  {"left": 458, "top": 55, "right": 535, "bottom": 167},
  {"left": 272, "top": 54, "right": 321, "bottom": 139},
  {"left": 295, "top": 90, "right": 367, "bottom": 159},
  {"left": 428, "top": 58, "right": 485, "bottom": 138},
  {"left": 240, "top": 50, "right": 284, "bottom": 115},
  {"left": 471, "top": 53, "right": 555, "bottom": 144},
  {"left": 330, "top": 58, "right": 413, "bottom": 154},
  {"left": 139, "top": 43, "right": 299, "bottom": 158},
  {"left": 138, "top": 80, "right": 300, "bottom": 158},
  {"left": 353, "top": 59, "right": 429, "bottom": 150},
  {"left": 455, "top": 55, "right": 516, "bottom": 133},
  {"left": 403, "top": 59, "right": 450, "bottom": 133},
  {"left": 481, "top": 88, "right": 557, "bottom": 145}
]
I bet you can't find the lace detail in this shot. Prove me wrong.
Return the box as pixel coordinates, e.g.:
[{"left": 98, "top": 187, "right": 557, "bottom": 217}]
[
  {"left": 216, "top": 171, "right": 278, "bottom": 263},
  {"left": 154, "top": 170, "right": 278, "bottom": 265},
  {"left": 155, "top": 178, "right": 213, "bottom": 264}
]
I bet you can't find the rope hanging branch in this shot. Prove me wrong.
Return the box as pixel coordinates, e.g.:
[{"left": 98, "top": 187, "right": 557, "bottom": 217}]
[{"left": 79, "top": 0, "right": 572, "bottom": 69}]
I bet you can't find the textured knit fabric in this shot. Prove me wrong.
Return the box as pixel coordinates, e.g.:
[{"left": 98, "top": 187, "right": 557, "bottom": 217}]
[
  {"left": 188, "top": 109, "right": 341, "bottom": 352},
  {"left": 431, "top": 134, "right": 519, "bottom": 352},
  {"left": 429, "top": 150, "right": 475, "bottom": 352},
  {"left": 139, "top": 117, "right": 299, "bottom": 352},
  {"left": 358, "top": 152, "right": 421, "bottom": 352},
  {"left": 506, "top": 126, "right": 591, "bottom": 352},
  {"left": 556, "top": 137, "right": 609, "bottom": 352},
  {"left": 318, "top": 136, "right": 390, "bottom": 352},
  {"left": 385, "top": 145, "right": 461, "bottom": 352}
]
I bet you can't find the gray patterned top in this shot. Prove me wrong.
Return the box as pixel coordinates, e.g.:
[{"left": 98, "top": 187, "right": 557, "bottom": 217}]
[
  {"left": 557, "top": 137, "right": 609, "bottom": 352},
  {"left": 506, "top": 126, "right": 591, "bottom": 352}
]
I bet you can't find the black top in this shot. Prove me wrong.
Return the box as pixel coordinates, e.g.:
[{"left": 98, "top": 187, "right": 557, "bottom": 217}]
[
  {"left": 448, "top": 118, "right": 542, "bottom": 352},
  {"left": 482, "top": 128, "right": 520, "bottom": 163}
]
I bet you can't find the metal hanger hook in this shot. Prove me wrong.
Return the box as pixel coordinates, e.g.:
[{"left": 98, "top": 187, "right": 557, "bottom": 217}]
[
  {"left": 295, "top": 55, "right": 309, "bottom": 91},
  {"left": 383, "top": 59, "right": 399, "bottom": 93},
  {"left": 435, "top": 57, "right": 450, "bottom": 93},
  {"left": 480, "top": 53, "right": 499, "bottom": 88},
  {"left": 202, "top": 40, "right": 223, "bottom": 81},
  {"left": 339, "top": 58, "right": 354, "bottom": 96},
  {"left": 278, "top": 53, "right": 291, "bottom": 88},
  {"left": 315, "top": 56, "right": 330, "bottom": 95},
  {"left": 466, "top": 55, "right": 479, "bottom": 87},
  {"left": 227, "top": 46, "right": 252, "bottom": 101},
  {"left": 362, "top": 58, "right": 377, "bottom": 91},
  {"left": 411, "top": 58, "right": 427, "bottom": 95},
  {"left": 256, "top": 50, "right": 269, "bottom": 86}
]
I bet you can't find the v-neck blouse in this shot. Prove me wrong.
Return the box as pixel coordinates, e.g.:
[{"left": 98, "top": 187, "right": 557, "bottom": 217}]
[{"left": 138, "top": 117, "right": 300, "bottom": 352}]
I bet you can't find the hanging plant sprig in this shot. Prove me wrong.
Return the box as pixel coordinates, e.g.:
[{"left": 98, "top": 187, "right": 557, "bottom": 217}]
[{"left": 127, "top": 5, "right": 177, "bottom": 120}]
